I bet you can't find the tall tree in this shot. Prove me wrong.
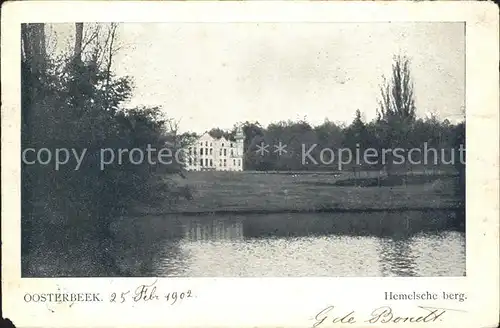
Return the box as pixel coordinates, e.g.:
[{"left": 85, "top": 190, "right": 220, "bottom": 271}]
[
  {"left": 21, "top": 23, "right": 187, "bottom": 276},
  {"left": 377, "top": 54, "right": 417, "bottom": 173},
  {"left": 74, "top": 23, "right": 84, "bottom": 59},
  {"left": 378, "top": 54, "right": 416, "bottom": 124},
  {"left": 21, "top": 23, "right": 50, "bottom": 265}
]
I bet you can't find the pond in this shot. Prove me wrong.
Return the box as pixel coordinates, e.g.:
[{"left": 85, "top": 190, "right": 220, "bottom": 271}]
[{"left": 110, "top": 210, "right": 465, "bottom": 277}]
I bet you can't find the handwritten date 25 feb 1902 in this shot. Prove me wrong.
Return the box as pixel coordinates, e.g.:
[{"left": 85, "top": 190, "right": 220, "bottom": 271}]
[{"left": 109, "top": 280, "right": 192, "bottom": 305}]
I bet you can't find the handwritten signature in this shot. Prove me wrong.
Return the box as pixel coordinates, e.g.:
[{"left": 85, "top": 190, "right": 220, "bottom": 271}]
[{"left": 312, "top": 305, "right": 466, "bottom": 327}]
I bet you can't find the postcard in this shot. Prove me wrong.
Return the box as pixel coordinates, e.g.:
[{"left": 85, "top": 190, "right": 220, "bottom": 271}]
[{"left": 1, "top": 1, "right": 499, "bottom": 327}]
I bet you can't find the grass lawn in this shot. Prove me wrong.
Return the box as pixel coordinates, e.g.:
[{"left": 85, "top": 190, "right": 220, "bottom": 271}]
[{"left": 137, "top": 170, "right": 462, "bottom": 214}]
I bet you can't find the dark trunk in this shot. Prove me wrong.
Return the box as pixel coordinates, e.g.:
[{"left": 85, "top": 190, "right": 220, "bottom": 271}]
[{"left": 74, "top": 23, "right": 84, "bottom": 60}]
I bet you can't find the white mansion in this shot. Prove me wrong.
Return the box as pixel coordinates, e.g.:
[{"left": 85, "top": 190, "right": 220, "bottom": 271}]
[{"left": 184, "top": 127, "right": 245, "bottom": 171}]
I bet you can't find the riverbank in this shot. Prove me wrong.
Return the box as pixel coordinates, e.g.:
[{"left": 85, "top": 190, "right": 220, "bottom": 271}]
[
  {"left": 134, "top": 171, "right": 464, "bottom": 215},
  {"left": 23, "top": 170, "right": 464, "bottom": 277}
]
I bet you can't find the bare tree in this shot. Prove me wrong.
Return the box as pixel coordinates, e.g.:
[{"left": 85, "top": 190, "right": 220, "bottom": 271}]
[
  {"left": 78, "top": 23, "right": 121, "bottom": 71},
  {"left": 21, "top": 23, "right": 47, "bottom": 71}
]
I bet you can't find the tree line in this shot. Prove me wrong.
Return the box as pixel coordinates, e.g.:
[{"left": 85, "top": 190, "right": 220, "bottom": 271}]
[
  {"left": 21, "top": 23, "right": 188, "bottom": 276},
  {"left": 227, "top": 111, "right": 465, "bottom": 173},
  {"left": 208, "top": 55, "right": 465, "bottom": 176}
]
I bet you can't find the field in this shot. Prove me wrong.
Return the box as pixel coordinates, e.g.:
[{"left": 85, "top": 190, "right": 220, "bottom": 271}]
[{"left": 137, "top": 170, "right": 463, "bottom": 215}]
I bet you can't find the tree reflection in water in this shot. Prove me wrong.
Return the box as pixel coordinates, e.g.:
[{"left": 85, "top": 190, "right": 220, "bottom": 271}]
[
  {"left": 377, "top": 236, "right": 418, "bottom": 277},
  {"left": 112, "top": 210, "right": 463, "bottom": 277},
  {"left": 181, "top": 217, "right": 244, "bottom": 241}
]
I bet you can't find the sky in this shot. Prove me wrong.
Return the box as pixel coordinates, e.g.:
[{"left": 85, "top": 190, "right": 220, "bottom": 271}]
[{"left": 50, "top": 22, "right": 465, "bottom": 133}]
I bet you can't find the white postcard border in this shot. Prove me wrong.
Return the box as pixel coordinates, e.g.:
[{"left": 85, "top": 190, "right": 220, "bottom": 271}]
[{"left": 1, "top": 1, "right": 499, "bottom": 327}]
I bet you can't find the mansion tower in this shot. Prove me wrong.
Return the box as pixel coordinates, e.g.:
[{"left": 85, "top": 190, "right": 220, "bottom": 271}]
[{"left": 184, "top": 126, "right": 245, "bottom": 171}]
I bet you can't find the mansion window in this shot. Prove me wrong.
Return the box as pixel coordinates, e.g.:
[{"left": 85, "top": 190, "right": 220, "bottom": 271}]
[
  {"left": 233, "top": 159, "right": 236, "bottom": 166},
  {"left": 200, "top": 159, "right": 203, "bottom": 166},
  {"left": 231, "top": 149, "right": 233, "bottom": 156},
  {"left": 210, "top": 148, "right": 213, "bottom": 155},
  {"left": 230, "top": 143, "right": 233, "bottom": 148},
  {"left": 205, "top": 148, "right": 208, "bottom": 155},
  {"left": 223, "top": 149, "right": 227, "bottom": 156},
  {"left": 188, "top": 147, "right": 192, "bottom": 155},
  {"left": 219, "top": 149, "right": 222, "bottom": 156},
  {"left": 224, "top": 159, "right": 227, "bottom": 166},
  {"left": 210, "top": 159, "right": 213, "bottom": 166},
  {"left": 200, "top": 148, "right": 204, "bottom": 155},
  {"left": 189, "top": 158, "right": 192, "bottom": 165},
  {"left": 205, "top": 158, "right": 209, "bottom": 166},
  {"left": 238, "top": 159, "right": 241, "bottom": 166}
]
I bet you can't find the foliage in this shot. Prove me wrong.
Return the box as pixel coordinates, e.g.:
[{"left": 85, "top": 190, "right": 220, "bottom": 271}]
[
  {"left": 207, "top": 55, "right": 465, "bottom": 174},
  {"left": 21, "top": 23, "right": 186, "bottom": 276},
  {"left": 207, "top": 115, "right": 463, "bottom": 173}
]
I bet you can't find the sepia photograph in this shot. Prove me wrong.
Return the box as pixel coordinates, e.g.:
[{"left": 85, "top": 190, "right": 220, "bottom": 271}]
[{"left": 20, "top": 21, "right": 467, "bottom": 278}]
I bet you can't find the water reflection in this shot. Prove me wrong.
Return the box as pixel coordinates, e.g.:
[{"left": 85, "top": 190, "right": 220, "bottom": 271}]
[
  {"left": 241, "top": 210, "right": 460, "bottom": 238},
  {"left": 410, "top": 232, "right": 466, "bottom": 276},
  {"left": 113, "top": 211, "right": 465, "bottom": 277},
  {"left": 378, "top": 236, "right": 418, "bottom": 277},
  {"left": 182, "top": 217, "right": 244, "bottom": 241}
]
